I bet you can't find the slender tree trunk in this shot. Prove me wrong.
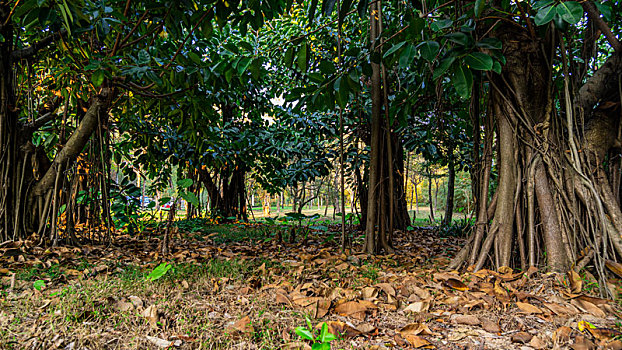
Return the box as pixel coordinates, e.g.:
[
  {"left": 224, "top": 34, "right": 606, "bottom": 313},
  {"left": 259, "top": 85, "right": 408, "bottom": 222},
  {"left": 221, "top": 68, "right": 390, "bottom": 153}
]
[{"left": 442, "top": 151, "right": 456, "bottom": 227}]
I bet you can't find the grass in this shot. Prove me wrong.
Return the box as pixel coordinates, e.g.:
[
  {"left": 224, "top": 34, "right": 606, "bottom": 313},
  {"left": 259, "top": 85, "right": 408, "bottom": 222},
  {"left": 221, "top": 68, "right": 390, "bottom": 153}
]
[{"left": 1, "top": 257, "right": 287, "bottom": 349}]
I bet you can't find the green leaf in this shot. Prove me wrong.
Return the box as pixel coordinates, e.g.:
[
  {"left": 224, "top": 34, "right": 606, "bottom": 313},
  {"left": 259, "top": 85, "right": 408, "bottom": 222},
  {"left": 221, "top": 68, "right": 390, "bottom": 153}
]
[
  {"left": 137, "top": 49, "right": 151, "bottom": 65},
  {"left": 534, "top": 5, "right": 556, "bottom": 26},
  {"left": 419, "top": 41, "right": 440, "bottom": 61},
  {"left": 556, "top": 1, "right": 583, "bottom": 24},
  {"left": 383, "top": 41, "right": 406, "bottom": 59},
  {"left": 188, "top": 52, "right": 202, "bottom": 65},
  {"left": 319, "top": 322, "right": 337, "bottom": 342},
  {"left": 181, "top": 192, "right": 200, "bottom": 207},
  {"left": 595, "top": 2, "right": 612, "bottom": 21},
  {"left": 476, "top": 38, "right": 502, "bottom": 50},
  {"left": 34, "top": 280, "right": 46, "bottom": 291},
  {"left": 398, "top": 44, "right": 416, "bottom": 68},
  {"left": 295, "top": 327, "right": 314, "bottom": 341},
  {"left": 432, "top": 56, "right": 456, "bottom": 80},
  {"left": 339, "top": 0, "right": 354, "bottom": 24},
  {"left": 444, "top": 32, "right": 470, "bottom": 46},
  {"left": 284, "top": 46, "right": 295, "bottom": 68},
  {"left": 464, "top": 52, "right": 493, "bottom": 70},
  {"left": 474, "top": 0, "right": 486, "bottom": 17},
  {"left": 492, "top": 60, "right": 502, "bottom": 74},
  {"left": 357, "top": 0, "right": 369, "bottom": 19},
  {"left": 431, "top": 19, "right": 453, "bottom": 32},
  {"left": 312, "top": 343, "right": 330, "bottom": 350},
  {"left": 297, "top": 43, "right": 308, "bottom": 73},
  {"left": 335, "top": 76, "right": 349, "bottom": 108},
  {"left": 318, "top": 60, "right": 336, "bottom": 75},
  {"left": 533, "top": 0, "right": 554, "bottom": 10},
  {"left": 91, "top": 69, "right": 105, "bottom": 87},
  {"left": 308, "top": 0, "right": 319, "bottom": 24},
  {"left": 451, "top": 64, "right": 473, "bottom": 99},
  {"left": 237, "top": 57, "right": 252, "bottom": 74},
  {"left": 177, "top": 179, "right": 194, "bottom": 188},
  {"left": 147, "top": 263, "right": 172, "bottom": 281}
]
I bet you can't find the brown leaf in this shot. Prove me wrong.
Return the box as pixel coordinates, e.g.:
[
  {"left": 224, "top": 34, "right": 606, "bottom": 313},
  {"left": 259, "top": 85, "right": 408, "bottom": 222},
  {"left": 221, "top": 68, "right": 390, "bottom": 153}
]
[
  {"left": 605, "top": 260, "right": 622, "bottom": 278},
  {"left": 543, "top": 302, "right": 572, "bottom": 315},
  {"left": 145, "top": 335, "right": 172, "bottom": 348},
  {"left": 142, "top": 305, "right": 159, "bottom": 328},
  {"left": 402, "top": 334, "right": 435, "bottom": 349},
  {"left": 568, "top": 270, "right": 583, "bottom": 294},
  {"left": 586, "top": 328, "right": 622, "bottom": 341},
  {"left": 571, "top": 298, "right": 606, "bottom": 318},
  {"left": 493, "top": 280, "right": 510, "bottom": 302},
  {"left": 451, "top": 314, "right": 480, "bottom": 326},
  {"left": 404, "top": 300, "right": 430, "bottom": 313},
  {"left": 276, "top": 293, "right": 291, "bottom": 305},
  {"left": 481, "top": 319, "right": 501, "bottom": 333},
  {"left": 375, "top": 282, "right": 396, "bottom": 297},
  {"left": 334, "top": 301, "right": 367, "bottom": 316},
  {"left": 571, "top": 335, "right": 596, "bottom": 350},
  {"left": 230, "top": 316, "right": 252, "bottom": 333},
  {"left": 553, "top": 326, "right": 573, "bottom": 343},
  {"left": 400, "top": 323, "right": 436, "bottom": 337},
  {"left": 323, "top": 320, "right": 361, "bottom": 338},
  {"left": 511, "top": 332, "right": 533, "bottom": 344},
  {"left": 516, "top": 301, "right": 543, "bottom": 314},
  {"left": 529, "top": 335, "right": 548, "bottom": 349},
  {"left": 316, "top": 298, "right": 331, "bottom": 318},
  {"left": 444, "top": 278, "right": 468, "bottom": 291}
]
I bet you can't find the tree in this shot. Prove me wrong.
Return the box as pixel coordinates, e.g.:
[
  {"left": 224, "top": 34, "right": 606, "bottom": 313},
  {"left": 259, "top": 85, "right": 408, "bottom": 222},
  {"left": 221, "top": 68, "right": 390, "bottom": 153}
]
[{"left": 0, "top": 0, "right": 291, "bottom": 242}]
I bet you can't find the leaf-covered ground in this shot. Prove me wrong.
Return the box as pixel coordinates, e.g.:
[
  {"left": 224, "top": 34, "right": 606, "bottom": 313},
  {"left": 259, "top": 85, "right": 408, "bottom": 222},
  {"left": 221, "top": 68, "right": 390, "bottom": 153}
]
[{"left": 1, "top": 223, "right": 621, "bottom": 349}]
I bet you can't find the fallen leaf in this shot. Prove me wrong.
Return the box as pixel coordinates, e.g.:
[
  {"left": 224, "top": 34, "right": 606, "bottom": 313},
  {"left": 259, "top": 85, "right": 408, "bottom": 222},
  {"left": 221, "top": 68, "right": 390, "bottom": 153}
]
[
  {"left": 516, "top": 301, "right": 543, "bottom": 314},
  {"left": 334, "top": 301, "right": 367, "bottom": 316},
  {"left": 404, "top": 300, "right": 430, "bottom": 313},
  {"left": 275, "top": 293, "right": 291, "bottom": 305},
  {"left": 481, "top": 319, "right": 501, "bottom": 333},
  {"left": 568, "top": 270, "right": 583, "bottom": 294},
  {"left": 143, "top": 305, "right": 159, "bottom": 328},
  {"left": 571, "top": 335, "right": 596, "bottom": 350},
  {"left": 605, "top": 260, "right": 622, "bottom": 278},
  {"left": 586, "top": 327, "right": 622, "bottom": 341},
  {"left": 375, "top": 282, "right": 396, "bottom": 297},
  {"left": 571, "top": 298, "right": 606, "bottom": 318},
  {"left": 145, "top": 335, "right": 172, "bottom": 348},
  {"left": 444, "top": 278, "right": 468, "bottom": 291},
  {"left": 400, "top": 323, "right": 436, "bottom": 337},
  {"left": 553, "top": 326, "right": 573, "bottom": 343},
  {"left": 451, "top": 314, "right": 480, "bottom": 326},
  {"left": 323, "top": 320, "right": 361, "bottom": 338},
  {"left": 529, "top": 335, "right": 548, "bottom": 349},
  {"left": 403, "top": 334, "right": 434, "bottom": 348},
  {"left": 511, "top": 332, "right": 533, "bottom": 344},
  {"left": 229, "top": 315, "right": 252, "bottom": 333}
]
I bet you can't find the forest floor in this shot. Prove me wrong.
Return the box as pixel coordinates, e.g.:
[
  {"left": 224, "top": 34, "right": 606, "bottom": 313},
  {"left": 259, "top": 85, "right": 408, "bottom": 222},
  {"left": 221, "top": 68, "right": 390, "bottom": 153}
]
[{"left": 1, "top": 222, "right": 621, "bottom": 349}]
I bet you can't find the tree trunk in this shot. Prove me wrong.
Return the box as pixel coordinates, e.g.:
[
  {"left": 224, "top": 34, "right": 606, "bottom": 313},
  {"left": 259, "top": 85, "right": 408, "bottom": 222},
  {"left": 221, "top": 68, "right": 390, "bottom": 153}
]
[{"left": 442, "top": 151, "right": 456, "bottom": 227}]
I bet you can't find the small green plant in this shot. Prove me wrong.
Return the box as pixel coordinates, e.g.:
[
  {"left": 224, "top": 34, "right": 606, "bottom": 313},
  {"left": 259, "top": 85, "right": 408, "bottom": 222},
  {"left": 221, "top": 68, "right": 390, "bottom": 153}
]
[
  {"left": 33, "top": 280, "right": 45, "bottom": 291},
  {"left": 147, "top": 263, "right": 172, "bottom": 281},
  {"left": 295, "top": 316, "right": 337, "bottom": 350}
]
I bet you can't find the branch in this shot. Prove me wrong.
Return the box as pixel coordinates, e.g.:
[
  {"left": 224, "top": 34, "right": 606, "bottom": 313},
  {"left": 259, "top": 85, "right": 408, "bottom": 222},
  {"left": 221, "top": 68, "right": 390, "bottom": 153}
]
[
  {"left": 575, "top": 53, "right": 622, "bottom": 114},
  {"left": 582, "top": 1, "right": 621, "bottom": 52},
  {"left": 114, "top": 82, "right": 196, "bottom": 98},
  {"left": 27, "top": 112, "right": 60, "bottom": 130},
  {"left": 32, "top": 89, "right": 113, "bottom": 196},
  {"left": 11, "top": 29, "right": 66, "bottom": 60}
]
